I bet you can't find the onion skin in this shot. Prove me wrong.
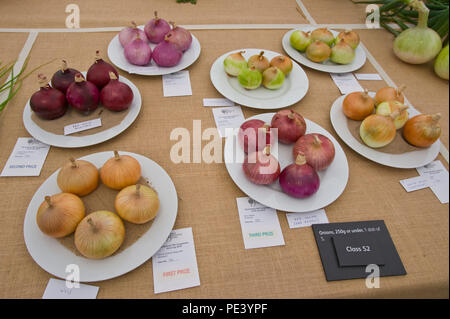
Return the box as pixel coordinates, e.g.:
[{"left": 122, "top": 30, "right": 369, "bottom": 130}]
[
  {"left": 36, "top": 193, "right": 85, "bottom": 238},
  {"left": 403, "top": 113, "right": 441, "bottom": 147},
  {"left": 224, "top": 51, "right": 247, "bottom": 76},
  {"left": 51, "top": 60, "right": 80, "bottom": 94},
  {"left": 238, "top": 119, "right": 274, "bottom": 153},
  {"left": 290, "top": 30, "right": 312, "bottom": 52},
  {"left": 360, "top": 114, "right": 396, "bottom": 148},
  {"left": 310, "top": 28, "right": 335, "bottom": 46},
  {"left": 100, "top": 72, "right": 134, "bottom": 111},
  {"left": 336, "top": 29, "right": 360, "bottom": 49},
  {"left": 87, "top": 51, "right": 119, "bottom": 89},
  {"left": 342, "top": 90, "right": 375, "bottom": 120},
  {"left": 166, "top": 22, "right": 192, "bottom": 52},
  {"left": 243, "top": 148, "right": 280, "bottom": 185},
  {"left": 124, "top": 36, "right": 152, "bottom": 66},
  {"left": 306, "top": 40, "right": 331, "bottom": 63},
  {"left": 66, "top": 73, "right": 100, "bottom": 114},
  {"left": 248, "top": 51, "right": 270, "bottom": 73},
  {"left": 144, "top": 11, "right": 171, "bottom": 44},
  {"left": 119, "top": 22, "right": 147, "bottom": 47},
  {"left": 57, "top": 158, "right": 99, "bottom": 196},
  {"left": 330, "top": 41, "right": 355, "bottom": 65},
  {"left": 293, "top": 134, "right": 335, "bottom": 171},
  {"left": 100, "top": 151, "right": 141, "bottom": 190},
  {"left": 270, "top": 56, "right": 293, "bottom": 75},
  {"left": 74, "top": 210, "right": 125, "bottom": 259},
  {"left": 238, "top": 66, "right": 262, "bottom": 90},
  {"left": 262, "top": 67, "right": 285, "bottom": 90},
  {"left": 279, "top": 154, "right": 320, "bottom": 198},
  {"left": 152, "top": 36, "right": 183, "bottom": 67},
  {"left": 30, "top": 74, "right": 67, "bottom": 120},
  {"left": 375, "top": 86, "right": 405, "bottom": 105},
  {"left": 115, "top": 184, "right": 160, "bottom": 224},
  {"left": 434, "top": 44, "right": 449, "bottom": 80},
  {"left": 271, "top": 110, "right": 306, "bottom": 144},
  {"left": 376, "top": 101, "right": 409, "bottom": 130}
]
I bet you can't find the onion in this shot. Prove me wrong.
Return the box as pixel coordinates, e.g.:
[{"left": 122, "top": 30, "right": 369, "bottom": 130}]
[
  {"left": 223, "top": 51, "right": 247, "bottom": 76},
  {"left": 270, "top": 55, "right": 293, "bottom": 75},
  {"left": 393, "top": 0, "right": 442, "bottom": 64},
  {"left": 74, "top": 210, "right": 125, "bottom": 259},
  {"left": 30, "top": 74, "right": 67, "bottom": 120},
  {"left": 166, "top": 22, "right": 192, "bottom": 52},
  {"left": 86, "top": 50, "right": 119, "bottom": 89},
  {"left": 36, "top": 193, "right": 85, "bottom": 238},
  {"left": 152, "top": 35, "right": 183, "bottom": 67},
  {"left": 248, "top": 51, "right": 270, "bottom": 73},
  {"left": 66, "top": 73, "right": 100, "bottom": 114},
  {"left": 57, "top": 158, "right": 99, "bottom": 196},
  {"left": 310, "top": 28, "right": 335, "bottom": 46},
  {"left": 336, "top": 29, "right": 360, "bottom": 49},
  {"left": 238, "top": 66, "right": 262, "bottom": 90},
  {"left": 119, "top": 21, "right": 147, "bottom": 47},
  {"left": 279, "top": 153, "right": 320, "bottom": 198},
  {"left": 293, "top": 134, "right": 335, "bottom": 171},
  {"left": 144, "top": 11, "right": 171, "bottom": 44},
  {"left": 330, "top": 41, "right": 355, "bottom": 65},
  {"left": 242, "top": 146, "right": 280, "bottom": 185},
  {"left": 375, "top": 85, "right": 406, "bottom": 105},
  {"left": 342, "top": 89, "right": 375, "bottom": 120},
  {"left": 238, "top": 119, "right": 274, "bottom": 153},
  {"left": 359, "top": 112, "right": 399, "bottom": 148},
  {"left": 262, "top": 67, "right": 285, "bottom": 90},
  {"left": 124, "top": 34, "right": 152, "bottom": 66},
  {"left": 306, "top": 40, "right": 331, "bottom": 63},
  {"left": 290, "top": 30, "right": 312, "bottom": 52},
  {"left": 100, "top": 72, "right": 134, "bottom": 111},
  {"left": 51, "top": 60, "right": 80, "bottom": 94},
  {"left": 434, "top": 44, "right": 449, "bottom": 80},
  {"left": 403, "top": 113, "right": 441, "bottom": 147},
  {"left": 376, "top": 101, "right": 409, "bottom": 129},
  {"left": 271, "top": 109, "right": 306, "bottom": 144},
  {"left": 115, "top": 184, "right": 160, "bottom": 224},
  {"left": 100, "top": 151, "right": 141, "bottom": 190}
]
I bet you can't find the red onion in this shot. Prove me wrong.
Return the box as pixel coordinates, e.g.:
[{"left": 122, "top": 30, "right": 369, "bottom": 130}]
[
  {"left": 30, "top": 74, "right": 67, "bottom": 120},
  {"left": 238, "top": 119, "right": 274, "bottom": 154},
  {"left": 86, "top": 50, "right": 119, "bottom": 89},
  {"left": 293, "top": 133, "right": 335, "bottom": 171},
  {"left": 144, "top": 11, "right": 171, "bottom": 44},
  {"left": 166, "top": 22, "right": 192, "bottom": 52},
  {"left": 66, "top": 73, "right": 100, "bottom": 114},
  {"left": 100, "top": 72, "right": 134, "bottom": 112},
  {"left": 124, "top": 34, "right": 152, "bottom": 66},
  {"left": 152, "top": 35, "right": 183, "bottom": 67},
  {"left": 50, "top": 60, "right": 80, "bottom": 94},
  {"left": 279, "top": 153, "right": 320, "bottom": 198},
  {"left": 243, "top": 147, "right": 280, "bottom": 185},
  {"left": 271, "top": 110, "right": 307, "bottom": 144},
  {"left": 119, "top": 21, "right": 147, "bottom": 47}
]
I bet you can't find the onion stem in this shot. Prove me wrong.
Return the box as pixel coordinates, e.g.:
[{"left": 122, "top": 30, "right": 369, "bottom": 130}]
[
  {"left": 114, "top": 150, "right": 120, "bottom": 160},
  {"left": 45, "top": 196, "right": 52, "bottom": 207},
  {"left": 87, "top": 218, "right": 99, "bottom": 233}
]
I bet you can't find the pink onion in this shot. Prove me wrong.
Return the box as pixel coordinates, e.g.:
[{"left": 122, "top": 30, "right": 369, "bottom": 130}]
[
  {"left": 100, "top": 72, "right": 134, "bottom": 112},
  {"left": 279, "top": 153, "right": 320, "bottom": 198},
  {"left": 30, "top": 74, "right": 67, "bottom": 120},
  {"left": 243, "top": 147, "right": 280, "bottom": 185},
  {"left": 119, "top": 21, "right": 147, "bottom": 47},
  {"left": 166, "top": 22, "right": 192, "bottom": 52},
  {"left": 152, "top": 35, "right": 183, "bottom": 67},
  {"left": 144, "top": 11, "right": 171, "bottom": 44},
  {"left": 87, "top": 50, "right": 119, "bottom": 89},
  {"left": 238, "top": 119, "right": 274, "bottom": 154},
  {"left": 51, "top": 60, "right": 80, "bottom": 94},
  {"left": 293, "top": 133, "right": 335, "bottom": 171},
  {"left": 271, "top": 109, "right": 307, "bottom": 144},
  {"left": 124, "top": 35, "right": 152, "bottom": 66},
  {"left": 66, "top": 73, "right": 99, "bottom": 114}
]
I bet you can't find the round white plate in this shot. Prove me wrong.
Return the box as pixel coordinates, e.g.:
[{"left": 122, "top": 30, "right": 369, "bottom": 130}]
[
  {"left": 24, "top": 151, "right": 178, "bottom": 282},
  {"left": 108, "top": 26, "right": 201, "bottom": 75},
  {"left": 282, "top": 28, "right": 367, "bottom": 73},
  {"left": 330, "top": 94, "right": 441, "bottom": 168},
  {"left": 224, "top": 113, "right": 349, "bottom": 213},
  {"left": 23, "top": 73, "right": 141, "bottom": 148},
  {"left": 210, "top": 49, "right": 309, "bottom": 109}
]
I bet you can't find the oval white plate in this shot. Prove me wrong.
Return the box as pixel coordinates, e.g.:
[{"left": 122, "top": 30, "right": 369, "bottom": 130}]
[
  {"left": 210, "top": 49, "right": 309, "bottom": 109},
  {"left": 330, "top": 94, "right": 440, "bottom": 168},
  {"left": 224, "top": 113, "right": 349, "bottom": 212},
  {"left": 108, "top": 26, "right": 201, "bottom": 76},
  {"left": 282, "top": 28, "right": 366, "bottom": 73},
  {"left": 24, "top": 151, "right": 178, "bottom": 282},
  {"left": 23, "top": 73, "right": 141, "bottom": 148}
]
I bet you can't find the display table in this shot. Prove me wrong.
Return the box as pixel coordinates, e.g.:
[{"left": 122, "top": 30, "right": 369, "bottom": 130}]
[{"left": 0, "top": 0, "right": 448, "bottom": 299}]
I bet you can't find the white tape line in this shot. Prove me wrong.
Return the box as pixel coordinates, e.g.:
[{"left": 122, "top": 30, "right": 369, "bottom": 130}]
[{"left": 295, "top": 1, "right": 317, "bottom": 25}]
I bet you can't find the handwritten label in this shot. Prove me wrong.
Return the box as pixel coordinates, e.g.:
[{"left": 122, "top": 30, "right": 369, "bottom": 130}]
[
  {"left": 203, "top": 98, "right": 235, "bottom": 107},
  {"left": 286, "top": 209, "right": 329, "bottom": 228},
  {"left": 64, "top": 118, "right": 102, "bottom": 135},
  {"left": 42, "top": 278, "right": 99, "bottom": 299},
  {"left": 354, "top": 73, "right": 382, "bottom": 81},
  {"left": 416, "top": 160, "right": 449, "bottom": 204},
  {"left": 212, "top": 106, "right": 245, "bottom": 138},
  {"left": 400, "top": 176, "right": 430, "bottom": 192},
  {"left": 162, "top": 70, "right": 192, "bottom": 97},
  {"left": 330, "top": 73, "right": 364, "bottom": 95}
]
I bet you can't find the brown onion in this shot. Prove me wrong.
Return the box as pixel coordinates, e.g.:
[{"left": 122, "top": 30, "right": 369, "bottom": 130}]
[
  {"left": 270, "top": 55, "right": 293, "bottom": 75},
  {"left": 57, "top": 158, "right": 99, "bottom": 196},
  {"left": 115, "top": 184, "right": 160, "bottom": 224},
  {"left": 359, "top": 112, "right": 400, "bottom": 148},
  {"left": 100, "top": 151, "right": 141, "bottom": 190},
  {"left": 374, "top": 85, "right": 406, "bottom": 105},
  {"left": 248, "top": 51, "right": 270, "bottom": 73},
  {"left": 342, "top": 89, "right": 375, "bottom": 120},
  {"left": 242, "top": 146, "right": 280, "bottom": 185},
  {"left": 293, "top": 134, "right": 335, "bottom": 171},
  {"left": 403, "top": 113, "right": 441, "bottom": 147},
  {"left": 376, "top": 101, "right": 409, "bottom": 130}
]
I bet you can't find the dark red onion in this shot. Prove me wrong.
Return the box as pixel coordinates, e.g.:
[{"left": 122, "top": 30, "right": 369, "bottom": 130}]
[
  {"left": 144, "top": 11, "right": 171, "bottom": 44},
  {"left": 86, "top": 50, "right": 119, "bottom": 89},
  {"left": 66, "top": 73, "right": 99, "bottom": 114},
  {"left": 166, "top": 22, "right": 192, "bottom": 52},
  {"left": 238, "top": 119, "right": 274, "bottom": 154},
  {"left": 271, "top": 109, "right": 307, "bottom": 144},
  {"left": 50, "top": 60, "right": 80, "bottom": 94},
  {"left": 100, "top": 72, "right": 134, "bottom": 112},
  {"left": 243, "top": 147, "right": 280, "bottom": 185},
  {"left": 293, "top": 133, "right": 335, "bottom": 171},
  {"left": 279, "top": 153, "right": 320, "bottom": 198},
  {"left": 124, "top": 35, "right": 152, "bottom": 66},
  {"left": 152, "top": 35, "right": 183, "bottom": 67},
  {"left": 30, "top": 74, "right": 67, "bottom": 120},
  {"left": 119, "top": 21, "right": 147, "bottom": 47}
]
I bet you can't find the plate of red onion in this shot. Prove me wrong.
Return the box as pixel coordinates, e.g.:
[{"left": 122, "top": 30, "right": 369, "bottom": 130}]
[{"left": 224, "top": 112, "right": 349, "bottom": 213}]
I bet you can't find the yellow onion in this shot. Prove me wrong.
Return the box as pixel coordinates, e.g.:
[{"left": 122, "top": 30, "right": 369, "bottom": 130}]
[
  {"left": 403, "top": 113, "right": 441, "bottom": 147},
  {"left": 342, "top": 89, "right": 375, "bottom": 120},
  {"left": 115, "top": 184, "right": 160, "bottom": 224},
  {"left": 336, "top": 29, "right": 360, "bottom": 49},
  {"left": 360, "top": 111, "right": 400, "bottom": 148},
  {"left": 375, "top": 85, "right": 406, "bottom": 105},
  {"left": 100, "top": 151, "right": 141, "bottom": 190},
  {"left": 36, "top": 193, "right": 85, "bottom": 238},
  {"left": 376, "top": 101, "right": 409, "bottom": 130},
  {"left": 247, "top": 51, "right": 270, "bottom": 73},
  {"left": 57, "top": 158, "right": 99, "bottom": 196},
  {"left": 74, "top": 210, "right": 125, "bottom": 259}
]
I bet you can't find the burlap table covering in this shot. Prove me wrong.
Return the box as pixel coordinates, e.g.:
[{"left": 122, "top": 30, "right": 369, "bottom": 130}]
[
  {"left": 302, "top": 0, "right": 369, "bottom": 24},
  {"left": 0, "top": 28, "right": 448, "bottom": 299}
]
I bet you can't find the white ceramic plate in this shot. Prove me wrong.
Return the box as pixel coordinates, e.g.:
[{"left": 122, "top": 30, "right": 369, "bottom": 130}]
[
  {"left": 107, "top": 26, "right": 201, "bottom": 75},
  {"left": 224, "top": 113, "right": 349, "bottom": 213},
  {"left": 330, "top": 94, "right": 440, "bottom": 168},
  {"left": 23, "top": 73, "right": 141, "bottom": 148},
  {"left": 210, "top": 49, "right": 309, "bottom": 109},
  {"left": 282, "top": 28, "right": 367, "bottom": 73},
  {"left": 24, "top": 151, "right": 178, "bottom": 282}
]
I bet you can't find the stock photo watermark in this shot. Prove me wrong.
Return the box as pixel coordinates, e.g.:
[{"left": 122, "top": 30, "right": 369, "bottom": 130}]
[
  {"left": 365, "top": 264, "right": 380, "bottom": 289},
  {"left": 65, "top": 264, "right": 80, "bottom": 289},
  {"left": 65, "top": 4, "right": 80, "bottom": 29}
]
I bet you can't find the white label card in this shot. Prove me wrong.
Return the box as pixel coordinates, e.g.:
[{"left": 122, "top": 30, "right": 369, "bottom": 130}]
[
  {"left": 128, "top": 65, "right": 159, "bottom": 75},
  {"left": 286, "top": 209, "right": 329, "bottom": 229},
  {"left": 354, "top": 73, "right": 383, "bottom": 81},
  {"left": 330, "top": 73, "right": 364, "bottom": 95},
  {"left": 42, "top": 278, "right": 99, "bottom": 299},
  {"left": 236, "top": 197, "right": 285, "bottom": 249},
  {"left": 212, "top": 106, "right": 245, "bottom": 138},
  {"left": 152, "top": 227, "right": 200, "bottom": 294},
  {"left": 400, "top": 176, "right": 430, "bottom": 193},
  {"left": 162, "top": 70, "right": 193, "bottom": 97},
  {"left": 416, "top": 160, "right": 449, "bottom": 204},
  {"left": 64, "top": 118, "right": 102, "bottom": 135},
  {"left": 203, "top": 98, "right": 235, "bottom": 107},
  {"left": 1, "top": 138, "right": 50, "bottom": 177}
]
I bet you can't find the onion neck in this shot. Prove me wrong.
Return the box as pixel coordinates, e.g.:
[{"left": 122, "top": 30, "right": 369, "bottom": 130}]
[
  {"left": 263, "top": 146, "right": 271, "bottom": 156},
  {"left": 135, "top": 184, "right": 141, "bottom": 197},
  {"left": 87, "top": 218, "right": 99, "bottom": 233},
  {"left": 431, "top": 113, "right": 441, "bottom": 124},
  {"left": 109, "top": 72, "right": 118, "bottom": 80},
  {"left": 38, "top": 74, "right": 49, "bottom": 88},
  {"left": 45, "top": 196, "right": 52, "bottom": 207},
  {"left": 70, "top": 157, "right": 78, "bottom": 168},
  {"left": 258, "top": 51, "right": 265, "bottom": 60},
  {"left": 95, "top": 50, "right": 101, "bottom": 63},
  {"left": 408, "top": 0, "right": 429, "bottom": 28},
  {"left": 154, "top": 11, "right": 159, "bottom": 22},
  {"left": 295, "top": 153, "right": 307, "bottom": 166},
  {"left": 287, "top": 112, "right": 295, "bottom": 120},
  {"left": 131, "top": 21, "right": 137, "bottom": 29},
  {"left": 114, "top": 150, "right": 121, "bottom": 161},
  {"left": 74, "top": 73, "right": 85, "bottom": 83},
  {"left": 61, "top": 60, "right": 68, "bottom": 72},
  {"left": 313, "top": 135, "right": 322, "bottom": 146}
]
